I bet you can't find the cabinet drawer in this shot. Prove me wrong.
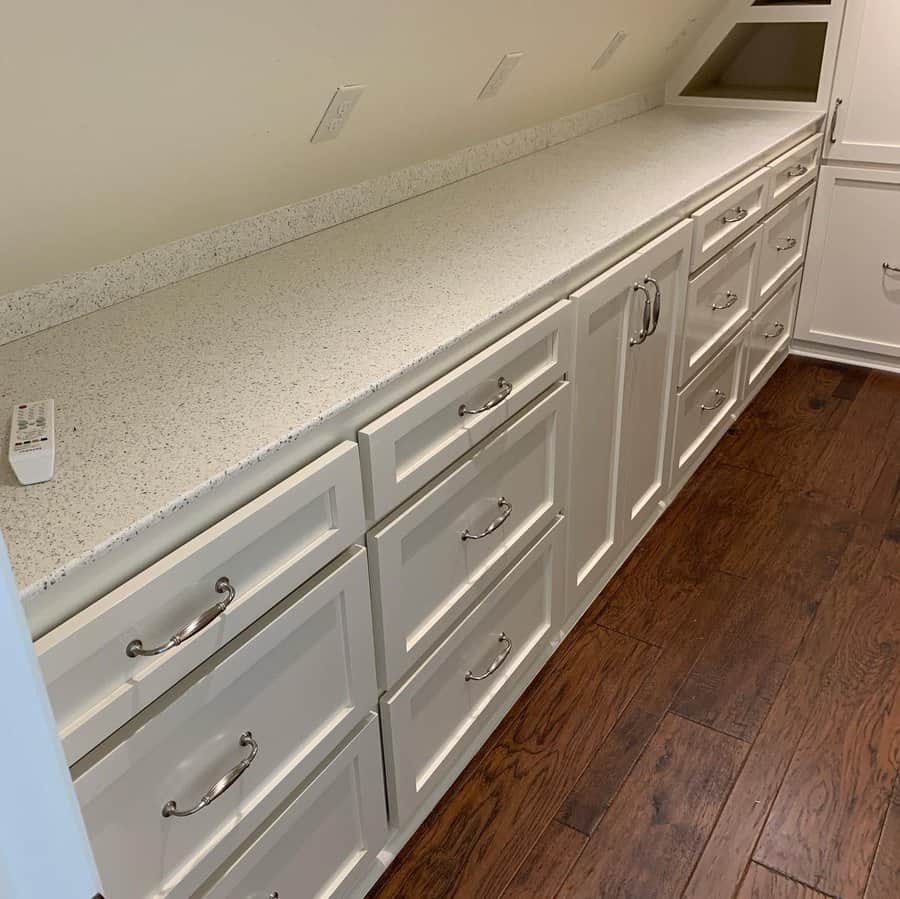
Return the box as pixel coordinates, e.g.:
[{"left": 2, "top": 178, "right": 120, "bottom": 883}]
[
  {"left": 381, "top": 516, "right": 564, "bottom": 826},
  {"left": 197, "top": 715, "right": 387, "bottom": 899},
  {"left": 746, "top": 268, "right": 801, "bottom": 396},
  {"left": 679, "top": 225, "right": 761, "bottom": 388},
  {"left": 369, "top": 381, "right": 570, "bottom": 687},
  {"left": 768, "top": 134, "right": 821, "bottom": 207},
  {"left": 359, "top": 300, "right": 573, "bottom": 521},
  {"left": 39, "top": 442, "right": 365, "bottom": 765},
  {"left": 72, "top": 547, "right": 378, "bottom": 899},
  {"left": 690, "top": 168, "right": 771, "bottom": 271},
  {"left": 671, "top": 328, "right": 746, "bottom": 484},
  {"left": 757, "top": 184, "right": 814, "bottom": 311}
]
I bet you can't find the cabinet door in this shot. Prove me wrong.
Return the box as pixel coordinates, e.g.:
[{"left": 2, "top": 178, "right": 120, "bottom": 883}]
[
  {"left": 566, "top": 220, "right": 691, "bottom": 616},
  {"left": 796, "top": 166, "right": 900, "bottom": 359},
  {"left": 829, "top": 0, "right": 900, "bottom": 165}
]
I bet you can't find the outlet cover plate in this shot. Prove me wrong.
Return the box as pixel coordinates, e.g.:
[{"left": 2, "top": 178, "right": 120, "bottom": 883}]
[
  {"left": 479, "top": 52, "right": 525, "bottom": 100},
  {"left": 593, "top": 31, "right": 628, "bottom": 70},
  {"left": 311, "top": 84, "right": 366, "bottom": 143}
]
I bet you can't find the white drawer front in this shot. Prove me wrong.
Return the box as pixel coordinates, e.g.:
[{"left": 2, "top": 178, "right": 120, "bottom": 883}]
[
  {"left": 679, "top": 225, "right": 761, "bottom": 388},
  {"left": 198, "top": 716, "right": 387, "bottom": 899},
  {"left": 768, "top": 134, "right": 821, "bottom": 208},
  {"left": 39, "top": 442, "right": 365, "bottom": 765},
  {"left": 72, "top": 547, "right": 378, "bottom": 899},
  {"left": 359, "top": 300, "right": 573, "bottom": 521},
  {"left": 381, "top": 516, "right": 564, "bottom": 826},
  {"left": 368, "top": 382, "right": 570, "bottom": 687},
  {"left": 671, "top": 329, "right": 746, "bottom": 484},
  {"left": 757, "top": 185, "right": 814, "bottom": 311},
  {"left": 746, "top": 268, "right": 801, "bottom": 395},
  {"left": 690, "top": 168, "right": 771, "bottom": 271}
]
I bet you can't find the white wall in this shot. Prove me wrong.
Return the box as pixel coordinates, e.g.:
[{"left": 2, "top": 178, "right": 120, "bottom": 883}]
[{"left": 0, "top": 0, "right": 721, "bottom": 296}]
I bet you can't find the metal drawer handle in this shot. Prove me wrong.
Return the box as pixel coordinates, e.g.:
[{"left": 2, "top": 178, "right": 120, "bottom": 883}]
[
  {"left": 461, "top": 497, "right": 512, "bottom": 541},
  {"left": 162, "top": 731, "right": 258, "bottom": 818},
  {"left": 465, "top": 633, "right": 512, "bottom": 682},
  {"left": 700, "top": 388, "right": 727, "bottom": 413},
  {"left": 830, "top": 97, "right": 843, "bottom": 144},
  {"left": 883, "top": 262, "right": 900, "bottom": 274},
  {"left": 458, "top": 377, "right": 513, "bottom": 417},
  {"left": 775, "top": 237, "right": 797, "bottom": 253},
  {"left": 721, "top": 206, "right": 748, "bottom": 225},
  {"left": 711, "top": 290, "right": 739, "bottom": 312},
  {"left": 126, "top": 576, "right": 236, "bottom": 658},
  {"left": 629, "top": 283, "right": 653, "bottom": 346},
  {"left": 763, "top": 321, "right": 785, "bottom": 340},
  {"left": 644, "top": 275, "right": 662, "bottom": 336},
  {"left": 786, "top": 164, "right": 809, "bottom": 178}
]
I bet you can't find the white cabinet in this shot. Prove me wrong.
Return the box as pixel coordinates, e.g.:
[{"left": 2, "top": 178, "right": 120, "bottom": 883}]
[
  {"left": 829, "top": 0, "right": 900, "bottom": 166},
  {"left": 756, "top": 185, "right": 814, "bottom": 311},
  {"left": 746, "top": 268, "right": 801, "bottom": 398},
  {"left": 566, "top": 220, "right": 690, "bottom": 615},
  {"left": 796, "top": 166, "right": 900, "bottom": 360}
]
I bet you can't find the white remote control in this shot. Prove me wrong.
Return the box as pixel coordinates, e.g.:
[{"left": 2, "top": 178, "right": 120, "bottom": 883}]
[{"left": 9, "top": 400, "right": 55, "bottom": 485}]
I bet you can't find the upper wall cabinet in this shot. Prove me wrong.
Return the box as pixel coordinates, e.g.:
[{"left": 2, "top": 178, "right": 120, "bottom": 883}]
[{"left": 827, "top": 0, "right": 900, "bottom": 165}]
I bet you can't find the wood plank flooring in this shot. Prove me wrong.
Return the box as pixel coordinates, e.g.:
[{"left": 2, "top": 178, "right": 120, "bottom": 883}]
[{"left": 368, "top": 357, "right": 900, "bottom": 899}]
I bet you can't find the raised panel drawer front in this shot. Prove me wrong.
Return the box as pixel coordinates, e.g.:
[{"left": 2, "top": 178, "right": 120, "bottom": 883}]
[
  {"left": 197, "top": 715, "right": 387, "bottom": 899},
  {"left": 71, "top": 547, "right": 378, "bottom": 899},
  {"left": 757, "top": 184, "right": 814, "bottom": 311},
  {"left": 690, "top": 167, "right": 771, "bottom": 272},
  {"left": 671, "top": 328, "right": 746, "bottom": 485},
  {"left": 747, "top": 268, "right": 801, "bottom": 395},
  {"left": 38, "top": 441, "right": 365, "bottom": 765},
  {"left": 380, "top": 516, "right": 564, "bottom": 826},
  {"left": 679, "top": 225, "right": 761, "bottom": 389},
  {"left": 369, "top": 381, "right": 570, "bottom": 687},
  {"left": 359, "top": 300, "right": 573, "bottom": 522},
  {"left": 768, "top": 134, "right": 821, "bottom": 208}
]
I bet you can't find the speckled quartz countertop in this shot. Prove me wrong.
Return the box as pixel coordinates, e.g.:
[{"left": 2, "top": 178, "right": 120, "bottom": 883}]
[{"left": 1, "top": 104, "right": 821, "bottom": 633}]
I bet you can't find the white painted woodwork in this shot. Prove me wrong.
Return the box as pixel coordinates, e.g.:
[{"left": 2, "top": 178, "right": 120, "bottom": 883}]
[
  {"left": 796, "top": 166, "right": 900, "bottom": 360},
  {"left": 746, "top": 268, "right": 801, "bottom": 397},
  {"left": 679, "top": 224, "right": 761, "bottom": 389},
  {"left": 690, "top": 168, "right": 771, "bottom": 271},
  {"left": 197, "top": 715, "right": 387, "bottom": 899},
  {"left": 368, "top": 382, "right": 570, "bottom": 687},
  {"left": 359, "top": 300, "right": 573, "bottom": 522},
  {"left": 38, "top": 441, "right": 365, "bottom": 765},
  {"left": 380, "top": 516, "right": 564, "bottom": 826},
  {"left": 671, "top": 326, "right": 746, "bottom": 485},
  {"left": 72, "top": 547, "right": 377, "bottom": 899},
  {"left": 767, "top": 134, "right": 822, "bottom": 208},
  {"left": 828, "top": 0, "right": 900, "bottom": 165},
  {"left": 756, "top": 184, "right": 814, "bottom": 312}
]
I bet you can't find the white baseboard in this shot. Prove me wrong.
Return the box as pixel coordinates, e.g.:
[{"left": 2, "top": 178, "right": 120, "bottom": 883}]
[{"left": 790, "top": 339, "right": 900, "bottom": 374}]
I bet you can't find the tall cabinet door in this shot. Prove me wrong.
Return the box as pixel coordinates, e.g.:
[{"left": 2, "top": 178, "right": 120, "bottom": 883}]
[
  {"left": 828, "top": 0, "right": 900, "bottom": 165},
  {"left": 565, "top": 220, "right": 690, "bottom": 618}
]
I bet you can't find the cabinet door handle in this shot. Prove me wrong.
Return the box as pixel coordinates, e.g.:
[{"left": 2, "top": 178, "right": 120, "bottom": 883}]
[
  {"left": 629, "top": 283, "right": 653, "bottom": 346},
  {"left": 721, "top": 206, "right": 749, "bottom": 225},
  {"left": 711, "top": 290, "right": 739, "bottom": 311},
  {"left": 786, "top": 163, "right": 809, "bottom": 178},
  {"left": 700, "top": 388, "right": 727, "bottom": 413},
  {"left": 458, "top": 377, "right": 513, "bottom": 417},
  {"left": 461, "top": 497, "right": 512, "bottom": 541},
  {"left": 126, "top": 576, "right": 236, "bottom": 658},
  {"left": 643, "top": 275, "right": 662, "bottom": 336},
  {"left": 775, "top": 237, "right": 797, "bottom": 253},
  {"left": 162, "top": 731, "right": 258, "bottom": 818},
  {"left": 465, "top": 633, "right": 512, "bottom": 682},
  {"left": 883, "top": 262, "right": 900, "bottom": 274},
  {"left": 763, "top": 321, "right": 785, "bottom": 340},
  {"left": 830, "top": 97, "right": 843, "bottom": 144}
]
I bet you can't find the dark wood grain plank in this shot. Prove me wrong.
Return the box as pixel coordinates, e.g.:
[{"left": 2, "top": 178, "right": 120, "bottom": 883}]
[
  {"left": 499, "top": 819, "right": 587, "bottom": 899},
  {"left": 737, "top": 863, "right": 831, "bottom": 898},
  {"left": 865, "top": 778, "right": 900, "bottom": 899},
  {"left": 557, "top": 714, "right": 747, "bottom": 899},
  {"left": 832, "top": 366, "right": 871, "bottom": 401}
]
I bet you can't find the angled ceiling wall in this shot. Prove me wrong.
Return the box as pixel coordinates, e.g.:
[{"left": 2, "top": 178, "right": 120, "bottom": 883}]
[{"left": 0, "top": 0, "right": 723, "bottom": 297}]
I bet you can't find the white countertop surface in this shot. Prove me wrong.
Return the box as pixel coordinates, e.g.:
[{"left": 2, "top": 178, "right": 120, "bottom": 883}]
[{"left": 0, "top": 104, "right": 821, "bottom": 630}]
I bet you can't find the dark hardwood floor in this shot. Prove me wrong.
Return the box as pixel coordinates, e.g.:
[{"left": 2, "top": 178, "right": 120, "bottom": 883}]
[{"left": 368, "top": 357, "right": 900, "bottom": 899}]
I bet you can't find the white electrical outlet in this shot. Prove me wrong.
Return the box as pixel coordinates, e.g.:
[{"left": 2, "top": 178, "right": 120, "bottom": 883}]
[
  {"left": 593, "top": 31, "right": 628, "bottom": 70},
  {"left": 311, "top": 84, "right": 366, "bottom": 144},
  {"left": 478, "top": 52, "right": 524, "bottom": 100}
]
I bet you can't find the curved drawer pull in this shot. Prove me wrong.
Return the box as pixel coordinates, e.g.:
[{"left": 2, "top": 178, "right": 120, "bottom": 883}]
[
  {"left": 775, "top": 237, "right": 798, "bottom": 253},
  {"left": 830, "top": 97, "right": 843, "bottom": 144},
  {"left": 883, "top": 262, "right": 900, "bottom": 274},
  {"left": 711, "top": 290, "right": 739, "bottom": 312},
  {"left": 126, "top": 576, "right": 236, "bottom": 658},
  {"left": 162, "top": 731, "right": 258, "bottom": 818},
  {"left": 461, "top": 498, "right": 512, "bottom": 541},
  {"left": 643, "top": 275, "right": 662, "bottom": 336},
  {"left": 629, "top": 283, "right": 653, "bottom": 347},
  {"left": 786, "top": 163, "right": 809, "bottom": 178},
  {"left": 763, "top": 321, "right": 785, "bottom": 340},
  {"left": 721, "top": 206, "right": 749, "bottom": 225},
  {"left": 700, "top": 388, "right": 727, "bottom": 413},
  {"left": 465, "top": 633, "right": 513, "bottom": 682},
  {"left": 458, "top": 377, "right": 513, "bottom": 417}
]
